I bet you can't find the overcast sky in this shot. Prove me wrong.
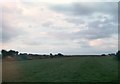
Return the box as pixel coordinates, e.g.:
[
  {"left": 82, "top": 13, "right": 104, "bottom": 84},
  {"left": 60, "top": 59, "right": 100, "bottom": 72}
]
[{"left": 1, "top": 0, "right": 118, "bottom": 55}]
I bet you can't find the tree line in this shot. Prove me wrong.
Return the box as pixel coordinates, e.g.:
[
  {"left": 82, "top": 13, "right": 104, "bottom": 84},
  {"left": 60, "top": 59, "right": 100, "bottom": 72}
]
[
  {"left": 1, "top": 49, "right": 64, "bottom": 60},
  {"left": 1, "top": 49, "right": 120, "bottom": 61},
  {"left": 1, "top": 49, "right": 19, "bottom": 58}
]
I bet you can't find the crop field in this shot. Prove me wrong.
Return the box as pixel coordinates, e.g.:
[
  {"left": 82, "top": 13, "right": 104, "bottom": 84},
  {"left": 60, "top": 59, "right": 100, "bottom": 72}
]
[{"left": 2, "top": 56, "right": 118, "bottom": 82}]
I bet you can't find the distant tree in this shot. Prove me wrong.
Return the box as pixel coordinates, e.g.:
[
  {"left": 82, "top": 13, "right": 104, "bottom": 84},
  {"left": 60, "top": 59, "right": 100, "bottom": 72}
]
[
  {"left": 116, "top": 51, "right": 120, "bottom": 60},
  {"left": 19, "top": 53, "right": 28, "bottom": 60},
  {"left": 50, "top": 53, "right": 52, "bottom": 56},
  {"left": 8, "top": 50, "right": 19, "bottom": 56},
  {"left": 108, "top": 53, "right": 116, "bottom": 56},
  {"left": 101, "top": 54, "right": 106, "bottom": 56},
  {"left": 58, "top": 53, "right": 64, "bottom": 56},
  {"left": 1, "top": 49, "right": 8, "bottom": 58},
  {"left": 50, "top": 53, "right": 53, "bottom": 58},
  {"left": 54, "top": 54, "right": 58, "bottom": 57}
]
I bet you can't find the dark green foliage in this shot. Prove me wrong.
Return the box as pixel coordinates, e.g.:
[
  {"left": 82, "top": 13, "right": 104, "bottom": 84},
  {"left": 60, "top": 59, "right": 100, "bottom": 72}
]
[
  {"left": 19, "top": 53, "right": 28, "bottom": 60},
  {"left": 101, "top": 54, "right": 106, "bottom": 56},
  {"left": 1, "top": 49, "right": 19, "bottom": 58},
  {"left": 50, "top": 53, "right": 53, "bottom": 58},
  {"left": 1, "top": 50, "right": 8, "bottom": 58},
  {"left": 116, "top": 51, "right": 120, "bottom": 60},
  {"left": 8, "top": 50, "right": 19, "bottom": 56},
  {"left": 57, "top": 53, "right": 64, "bottom": 56}
]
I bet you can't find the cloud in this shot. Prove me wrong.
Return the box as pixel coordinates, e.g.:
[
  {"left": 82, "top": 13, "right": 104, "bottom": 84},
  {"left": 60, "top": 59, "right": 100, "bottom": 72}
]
[
  {"left": 50, "top": 2, "right": 118, "bottom": 16},
  {"left": 2, "top": 15, "right": 25, "bottom": 43},
  {"left": 1, "top": 1, "right": 118, "bottom": 54},
  {"left": 49, "top": 2, "right": 118, "bottom": 41},
  {"left": 2, "top": 23, "right": 23, "bottom": 43}
]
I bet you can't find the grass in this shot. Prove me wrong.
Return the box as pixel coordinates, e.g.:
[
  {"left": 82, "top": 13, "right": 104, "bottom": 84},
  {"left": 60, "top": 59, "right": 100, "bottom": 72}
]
[{"left": 2, "top": 56, "right": 118, "bottom": 82}]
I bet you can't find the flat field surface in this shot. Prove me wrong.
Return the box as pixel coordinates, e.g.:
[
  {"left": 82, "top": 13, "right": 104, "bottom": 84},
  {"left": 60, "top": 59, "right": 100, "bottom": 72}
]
[{"left": 2, "top": 56, "right": 118, "bottom": 82}]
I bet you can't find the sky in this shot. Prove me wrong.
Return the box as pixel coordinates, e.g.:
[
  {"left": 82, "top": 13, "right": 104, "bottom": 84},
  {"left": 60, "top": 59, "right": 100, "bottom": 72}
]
[{"left": 0, "top": 0, "right": 119, "bottom": 55}]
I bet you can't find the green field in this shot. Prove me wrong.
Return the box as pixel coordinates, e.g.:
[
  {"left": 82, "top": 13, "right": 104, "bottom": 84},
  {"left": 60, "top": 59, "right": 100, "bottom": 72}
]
[{"left": 3, "top": 56, "right": 118, "bottom": 82}]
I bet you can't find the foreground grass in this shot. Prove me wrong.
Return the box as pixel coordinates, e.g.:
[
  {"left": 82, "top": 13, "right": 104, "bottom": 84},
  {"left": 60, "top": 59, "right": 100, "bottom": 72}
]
[{"left": 3, "top": 56, "right": 118, "bottom": 82}]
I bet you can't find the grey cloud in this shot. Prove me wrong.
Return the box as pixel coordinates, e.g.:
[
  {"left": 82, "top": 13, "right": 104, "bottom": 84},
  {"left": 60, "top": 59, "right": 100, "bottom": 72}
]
[
  {"left": 42, "top": 22, "right": 53, "bottom": 27},
  {"left": 51, "top": 2, "right": 118, "bottom": 31},
  {"left": 65, "top": 17, "right": 86, "bottom": 25},
  {"left": 2, "top": 21, "right": 24, "bottom": 43},
  {"left": 89, "top": 20, "right": 117, "bottom": 35},
  {"left": 2, "top": 5, "right": 26, "bottom": 43},
  {"left": 49, "top": 19, "right": 117, "bottom": 44},
  {"left": 22, "top": 40, "right": 43, "bottom": 46},
  {"left": 56, "top": 21, "right": 116, "bottom": 41},
  {"left": 1, "top": 2, "right": 117, "bottom": 54},
  {"left": 50, "top": 2, "right": 118, "bottom": 16},
  {"left": 45, "top": 2, "right": 118, "bottom": 51},
  {"left": 73, "top": 23, "right": 117, "bottom": 40}
]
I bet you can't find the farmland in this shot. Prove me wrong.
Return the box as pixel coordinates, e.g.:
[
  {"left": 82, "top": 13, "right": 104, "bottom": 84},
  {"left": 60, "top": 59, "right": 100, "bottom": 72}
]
[{"left": 2, "top": 56, "right": 118, "bottom": 82}]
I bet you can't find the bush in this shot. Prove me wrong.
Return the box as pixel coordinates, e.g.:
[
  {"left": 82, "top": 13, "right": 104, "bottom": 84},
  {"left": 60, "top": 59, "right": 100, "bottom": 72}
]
[{"left": 101, "top": 54, "right": 106, "bottom": 56}]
